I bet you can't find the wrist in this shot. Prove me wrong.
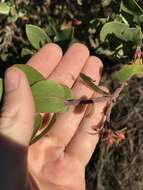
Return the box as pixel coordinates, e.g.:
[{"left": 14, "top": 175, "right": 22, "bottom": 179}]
[{"left": 0, "top": 134, "right": 28, "bottom": 190}]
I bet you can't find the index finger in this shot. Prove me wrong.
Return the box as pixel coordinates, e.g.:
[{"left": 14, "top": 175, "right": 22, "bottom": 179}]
[{"left": 27, "top": 43, "right": 63, "bottom": 78}]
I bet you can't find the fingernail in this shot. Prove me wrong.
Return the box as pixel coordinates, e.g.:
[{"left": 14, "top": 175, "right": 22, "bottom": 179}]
[{"left": 4, "top": 68, "right": 20, "bottom": 93}]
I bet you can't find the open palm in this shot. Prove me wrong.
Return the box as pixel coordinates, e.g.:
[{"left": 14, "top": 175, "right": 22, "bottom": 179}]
[{"left": 26, "top": 43, "right": 107, "bottom": 190}]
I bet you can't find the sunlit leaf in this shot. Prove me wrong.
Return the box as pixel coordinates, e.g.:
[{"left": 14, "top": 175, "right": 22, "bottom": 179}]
[
  {"left": 100, "top": 21, "right": 143, "bottom": 45},
  {"left": 14, "top": 64, "right": 45, "bottom": 85},
  {"left": 77, "top": 0, "right": 82, "bottom": 5},
  {"left": 0, "top": 79, "right": 3, "bottom": 102},
  {"left": 101, "top": 0, "right": 112, "bottom": 7},
  {"left": 32, "top": 113, "right": 42, "bottom": 138},
  {"left": 80, "top": 73, "right": 109, "bottom": 95},
  {"left": 30, "top": 114, "right": 56, "bottom": 145},
  {"left": 26, "top": 24, "right": 51, "bottom": 49},
  {"left": 115, "top": 15, "right": 129, "bottom": 25},
  {"left": 114, "top": 64, "right": 143, "bottom": 83},
  {"left": 31, "top": 80, "right": 68, "bottom": 113},
  {"left": 0, "top": 3, "right": 10, "bottom": 15}
]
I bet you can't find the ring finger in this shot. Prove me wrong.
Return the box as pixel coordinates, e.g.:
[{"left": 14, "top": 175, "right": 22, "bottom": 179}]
[{"left": 66, "top": 87, "right": 109, "bottom": 167}]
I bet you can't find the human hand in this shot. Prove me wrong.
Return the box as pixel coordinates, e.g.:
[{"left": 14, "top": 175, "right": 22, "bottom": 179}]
[{"left": 0, "top": 43, "right": 108, "bottom": 190}]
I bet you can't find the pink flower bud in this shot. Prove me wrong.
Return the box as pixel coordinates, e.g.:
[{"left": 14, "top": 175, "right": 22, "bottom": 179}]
[
  {"left": 72, "top": 19, "right": 82, "bottom": 26},
  {"left": 116, "top": 132, "right": 125, "bottom": 141},
  {"left": 106, "top": 134, "right": 114, "bottom": 145},
  {"left": 135, "top": 47, "right": 142, "bottom": 59}
]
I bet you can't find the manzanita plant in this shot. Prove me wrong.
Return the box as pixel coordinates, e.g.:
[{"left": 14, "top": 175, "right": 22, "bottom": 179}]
[
  {"left": 0, "top": 0, "right": 143, "bottom": 146},
  {"left": 0, "top": 47, "right": 143, "bottom": 145}
]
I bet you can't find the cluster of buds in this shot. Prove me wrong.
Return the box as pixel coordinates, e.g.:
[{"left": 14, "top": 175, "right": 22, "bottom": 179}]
[{"left": 103, "top": 129, "right": 126, "bottom": 145}]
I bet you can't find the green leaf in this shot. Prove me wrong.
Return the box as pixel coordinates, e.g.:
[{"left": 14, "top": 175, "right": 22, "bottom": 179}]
[
  {"left": 32, "top": 113, "right": 42, "bottom": 138},
  {"left": 139, "top": 15, "right": 143, "bottom": 22},
  {"left": 61, "top": 85, "right": 74, "bottom": 99},
  {"left": 0, "top": 3, "right": 10, "bottom": 15},
  {"left": 101, "top": 0, "right": 112, "bottom": 7},
  {"left": 34, "top": 97, "right": 67, "bottom": 113},
  {"left": 115, "top": 14, "right": 129, "bottom": 25},
  {"left": 121, "top": 0, "right": 143, "bottom": 16},
  {"left": 80, "top": 73, "right": 109, "bottom": 96},
  {"left": 0, "top": 79, "right": 3, "bottom": 102},
  {"left": 14, "top": 64, "right": 45, "bottom": 85},
  {"left": 30, "top": 114, "right": 56, "bottom": 145},
  {"left": 31, "top": 80, "right": 68, "bottom": 113},
  {"left": 26, "top": 24, "right": 51, "bottom": 49},
  {"left": 7, "top": 15, "right": 18, "bottom": 22},
  {"left": 114, "top": 65, "right": 143, "bottom": 83},
  {"left": 100, "top": 21, "right": 143, "bottom": 45},
  {"left": 0, "top": 53, "right": 8, "bottom": 61},
  {"left": 54, "top": 28, "right": 74, "bottom": 42},
  {"left": 21, "top": 48, "right": 34, "bottom": 57}
]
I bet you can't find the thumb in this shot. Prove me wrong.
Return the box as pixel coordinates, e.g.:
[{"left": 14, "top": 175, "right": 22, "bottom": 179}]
[{"left": 0, "top": 67, "right": 35, "bottom": 146}]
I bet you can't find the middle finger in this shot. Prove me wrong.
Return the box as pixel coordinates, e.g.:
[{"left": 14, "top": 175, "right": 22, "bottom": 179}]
[
  {"left": 46, "top": 56, "right": 103, "bottom": 153},
  {"left": 48, "top": 43, "right": 89, "bottom": 87}
]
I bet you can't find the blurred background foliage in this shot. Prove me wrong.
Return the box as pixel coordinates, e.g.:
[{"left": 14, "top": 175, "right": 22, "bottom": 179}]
[
  {"left": 1, "top": 0, "right": 143, "bottom": 190},
  {"left": 0, "top": 0, "right": 143, "bottom": 76}
]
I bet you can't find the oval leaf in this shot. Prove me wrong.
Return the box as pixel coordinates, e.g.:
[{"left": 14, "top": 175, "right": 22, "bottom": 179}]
[
  {"left": 14, "top": 64, "right": 45, "bottom": 85},
  {"left": 34, "top": 97, "right": 67, "bottom": 113},
  {"left": 100, "top": 21, "right": 143, "bottom": 45},
  {"left": 114, "top": 64, "right": 143, "bottom": 83},
  {"left": 61, "top": 85, "right": 74, "bottom": 99},
  {"left": 80, "top": 73, "right": 109, "bottom": 96},
  {"left": 31, "top": 80, "right": 67, "bottom": 113},
  {"left": 0, "top": 3, "right": 10, "bottom": 15},
  {"left": 26, "top": 24, "right": 51, "bottom": 49}
]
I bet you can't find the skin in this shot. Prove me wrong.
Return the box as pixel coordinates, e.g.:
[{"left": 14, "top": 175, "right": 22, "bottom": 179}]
[{"left": 0, "top": 43, "right": 108, "bottom": 190}]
